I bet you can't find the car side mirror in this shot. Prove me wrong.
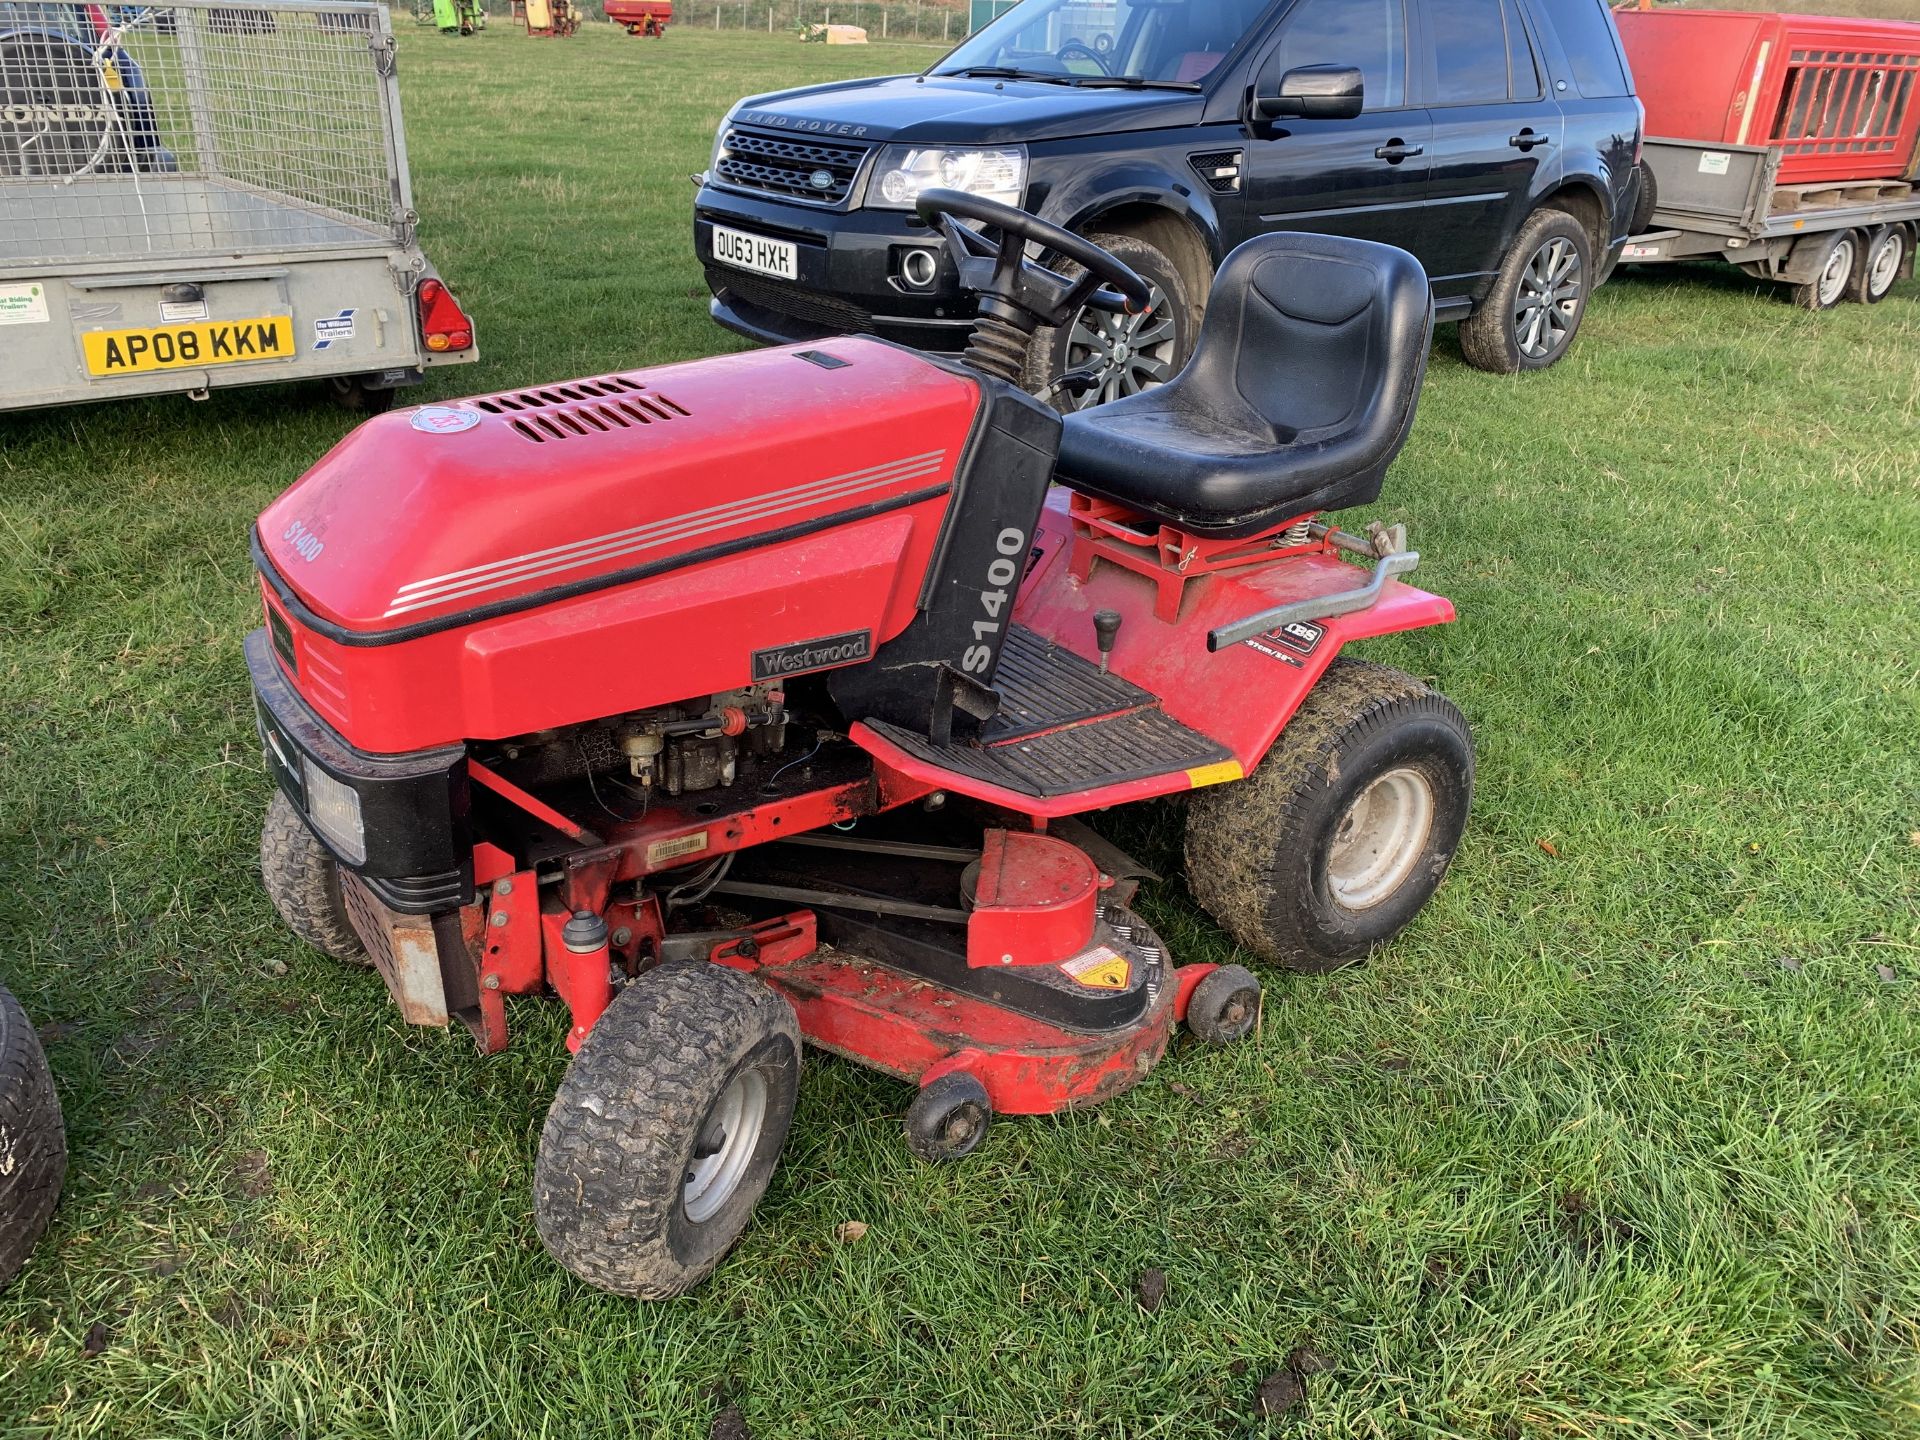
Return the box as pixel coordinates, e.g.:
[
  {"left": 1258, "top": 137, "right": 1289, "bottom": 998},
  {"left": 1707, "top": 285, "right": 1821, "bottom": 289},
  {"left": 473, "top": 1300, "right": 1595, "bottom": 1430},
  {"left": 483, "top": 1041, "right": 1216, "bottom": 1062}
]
[{"left": 1254, "top": 63, "right": 1365, "bottom": 121}]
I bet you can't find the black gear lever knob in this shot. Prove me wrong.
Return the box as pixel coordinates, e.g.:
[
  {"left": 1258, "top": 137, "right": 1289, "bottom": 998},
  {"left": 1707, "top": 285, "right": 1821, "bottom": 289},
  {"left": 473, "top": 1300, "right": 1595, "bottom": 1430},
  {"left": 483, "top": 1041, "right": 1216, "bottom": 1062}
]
[{"left": 1093, "top": 610, "right": 1122, "bottom": 673}]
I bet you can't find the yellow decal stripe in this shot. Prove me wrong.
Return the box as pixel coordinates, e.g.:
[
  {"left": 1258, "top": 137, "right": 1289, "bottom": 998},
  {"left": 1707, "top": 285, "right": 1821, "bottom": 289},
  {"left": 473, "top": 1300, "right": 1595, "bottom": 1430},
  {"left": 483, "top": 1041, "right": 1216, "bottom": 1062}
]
[{"left": 1184, "top": 760, "right": 1244, "bottom": 789}]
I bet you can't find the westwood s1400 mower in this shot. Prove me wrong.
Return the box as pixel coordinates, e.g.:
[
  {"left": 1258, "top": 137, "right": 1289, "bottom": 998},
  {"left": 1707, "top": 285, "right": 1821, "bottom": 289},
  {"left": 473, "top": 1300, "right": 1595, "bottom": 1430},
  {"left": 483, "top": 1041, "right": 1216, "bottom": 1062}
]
[{"left": 248, "top": 193, "right": 1474, "bottom": 1298}]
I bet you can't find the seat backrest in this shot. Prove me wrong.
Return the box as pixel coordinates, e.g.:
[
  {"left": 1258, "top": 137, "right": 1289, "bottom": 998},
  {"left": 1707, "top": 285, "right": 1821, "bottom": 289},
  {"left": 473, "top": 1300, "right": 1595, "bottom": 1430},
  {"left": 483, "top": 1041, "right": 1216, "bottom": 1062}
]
[{"left": 1186, "top": 233, "right": 1432, "bottom": 456}]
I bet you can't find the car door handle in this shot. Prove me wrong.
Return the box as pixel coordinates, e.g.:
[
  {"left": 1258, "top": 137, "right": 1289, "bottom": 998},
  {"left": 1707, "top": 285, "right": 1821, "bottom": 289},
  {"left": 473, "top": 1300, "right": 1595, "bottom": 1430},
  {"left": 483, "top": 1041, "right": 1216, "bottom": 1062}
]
[
  {"left": 1374, "top": 141, "right": 1425, "bottom": 163},
  {"left": 1509, "top": 130, "right": 1552, "bottom": 151}
]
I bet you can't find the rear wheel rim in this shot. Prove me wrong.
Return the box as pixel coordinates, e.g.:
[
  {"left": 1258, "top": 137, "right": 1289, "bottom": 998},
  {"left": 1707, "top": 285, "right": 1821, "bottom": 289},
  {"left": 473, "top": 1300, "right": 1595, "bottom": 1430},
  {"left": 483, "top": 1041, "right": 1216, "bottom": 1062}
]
[
  {"left": 1513, "top": 236, "right": 1583, "bottom": 359},
  {"left": 683, "top": 1068, "right": 768, "bottom": 1223},
  {"left": 1328, "top": 767, "right": 1436, "bottom": 910},
  {"left": 1063, "top": 279, "right": 1176, "bottom": 410},
  {"left": 1868, "top": 232, "right": 1903, "bottom": 297},
  {"left": 1818, "top": 238, "right": 1856, "bottom": 306}
]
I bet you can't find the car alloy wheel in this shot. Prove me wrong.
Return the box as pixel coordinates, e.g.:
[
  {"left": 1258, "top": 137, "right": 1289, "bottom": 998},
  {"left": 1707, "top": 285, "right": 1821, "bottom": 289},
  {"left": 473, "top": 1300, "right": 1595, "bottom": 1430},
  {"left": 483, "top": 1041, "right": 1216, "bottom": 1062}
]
[
  {"left": 1513, "top": 236, "right": 1584, "bottom": 361},
  {"left": 1062, "top": 279, "right": 1177, "bottom": 410}
]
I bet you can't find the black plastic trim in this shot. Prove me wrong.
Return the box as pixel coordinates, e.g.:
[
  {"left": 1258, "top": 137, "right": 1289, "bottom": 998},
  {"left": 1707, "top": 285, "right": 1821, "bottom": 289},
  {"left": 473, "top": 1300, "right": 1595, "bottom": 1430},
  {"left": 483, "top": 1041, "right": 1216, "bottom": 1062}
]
[{"left": 253, "top": 481, "right": 953, "bottom": 649}]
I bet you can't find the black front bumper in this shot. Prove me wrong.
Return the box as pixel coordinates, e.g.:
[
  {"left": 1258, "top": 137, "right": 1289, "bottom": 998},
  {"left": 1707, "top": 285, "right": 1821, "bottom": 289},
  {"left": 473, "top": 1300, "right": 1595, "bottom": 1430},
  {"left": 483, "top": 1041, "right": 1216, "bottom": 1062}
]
[
  {"left": 246, "top": 629, "right": 473, "bottom": 914},
  {"left": 694, "top": 182, "right": 978, "bottom": 352}
]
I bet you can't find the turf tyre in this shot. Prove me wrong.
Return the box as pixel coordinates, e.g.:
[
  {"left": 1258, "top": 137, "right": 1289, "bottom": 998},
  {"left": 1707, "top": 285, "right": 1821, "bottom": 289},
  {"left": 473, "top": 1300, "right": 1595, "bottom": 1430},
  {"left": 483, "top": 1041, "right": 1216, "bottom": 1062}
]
[
  {"left": 534, "top": 962, "right": 800, "bottom": 1298},
  {"left": 1184, "top": 660, "right": 1473, "bottom": 972},
  {"left": 260, "top": 791, "right": 368, "bottom": 964},
  {"left": 0, "top": 984, "right": 66, "bottom": 1292},
  {"left": 1459, "top": 208, "right": 1593, "bottom": 373}
]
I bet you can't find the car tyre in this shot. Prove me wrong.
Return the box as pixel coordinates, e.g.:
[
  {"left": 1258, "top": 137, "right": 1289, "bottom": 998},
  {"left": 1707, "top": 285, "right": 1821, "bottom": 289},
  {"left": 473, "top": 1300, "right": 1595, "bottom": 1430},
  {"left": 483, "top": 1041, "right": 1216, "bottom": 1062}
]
[
  {"left": 534, "top": 962, "right": 800, "bottom": 1298},
  {"left": 1184, "top": 660, "right": 1473, "bottom": 972},
  {"left": 0, "top": 983, "right": 66, "bottom": 1293},
  {"left": 1459, "top": 209, "right": 1594, "bottom": 373},
  {"left": 1025, "top": 229, "right": 1196, "bottom": 411}
]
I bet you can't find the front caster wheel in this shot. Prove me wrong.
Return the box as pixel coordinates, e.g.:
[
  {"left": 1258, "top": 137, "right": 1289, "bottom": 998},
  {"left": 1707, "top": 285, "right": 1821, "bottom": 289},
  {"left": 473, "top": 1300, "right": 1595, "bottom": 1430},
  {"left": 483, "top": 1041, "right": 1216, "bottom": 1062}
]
[
  {"left": 905, "top": 1071, "right": 991, "bottom": 1162},
  {"left": 1186, "top": 964, "right": 1261, "bottom": 1044},
  {"left": 1184, "top": 659, "right": 1474, "bottom": 973},
  {"left": 534, "top": 962, "right": 800, "bottom": 1298}
]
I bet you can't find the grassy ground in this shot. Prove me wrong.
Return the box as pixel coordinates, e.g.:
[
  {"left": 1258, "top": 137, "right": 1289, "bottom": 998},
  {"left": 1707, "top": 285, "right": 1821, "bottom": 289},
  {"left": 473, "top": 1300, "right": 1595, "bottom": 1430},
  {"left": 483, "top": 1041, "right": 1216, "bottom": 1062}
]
[{"left": 2, "top": 23, "right": 1918, "bottom": 1440}]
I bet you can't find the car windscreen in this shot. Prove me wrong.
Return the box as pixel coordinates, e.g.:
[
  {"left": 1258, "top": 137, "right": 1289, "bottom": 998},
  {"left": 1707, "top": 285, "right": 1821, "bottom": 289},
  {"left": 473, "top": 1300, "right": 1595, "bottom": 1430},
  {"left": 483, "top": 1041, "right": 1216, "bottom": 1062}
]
[
  {"left": 0, "top": 2, "right": 91, "bottom": 33},
  {"left": 934, "top": 0, "right": 1278, "bottom": 89}
]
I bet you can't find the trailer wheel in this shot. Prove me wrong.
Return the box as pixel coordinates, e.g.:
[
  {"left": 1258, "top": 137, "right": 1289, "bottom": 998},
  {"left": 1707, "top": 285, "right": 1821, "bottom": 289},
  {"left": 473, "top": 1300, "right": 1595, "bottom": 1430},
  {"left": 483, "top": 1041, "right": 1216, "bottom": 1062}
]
[
  {"left": 1848, "top": 226, "right": 1907, "bottom": 305},
  {"left": 534, "top": 962, "right": 800, "bottom": 1298},
  {"left": 1184, "top": 660, "right": 1473, "bottom": 972},
  {"left": 1459, "top": 208, "right": 1593, "bottom": 372},
  {"left": 0, "top": 983, "right": 65, "bottom": 1293},
  {"left": 324, "top": 375, "right": 399, "bottom": 415},
  {"left": 260, "top": 792, "right": 369, "bottom": 965},
  {"left": 1790, "top": 230, "right": 1859, "bottom": 311}
]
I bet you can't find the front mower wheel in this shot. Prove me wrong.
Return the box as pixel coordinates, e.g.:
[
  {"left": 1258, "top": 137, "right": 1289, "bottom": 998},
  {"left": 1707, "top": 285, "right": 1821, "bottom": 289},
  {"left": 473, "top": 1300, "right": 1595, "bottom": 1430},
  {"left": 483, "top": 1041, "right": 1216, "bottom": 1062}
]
[
  {"left": 905, "top": 1071, "right": 992, "bottom": 1162},
  {"left": 0, "top": 983, "right": 65, "bottom": 1291},
  {"left": 260, "top": 791, "right": 368, "bottom": 965},
  {"left": 1184, "top": 660, "right": 1473, "bottom": 972},
  {"left": 534, "top": 962, "right": 800, "bottom": 1298},
  {"left": 1186, "top": 964, "right": 1262, "bottom": 1044}
]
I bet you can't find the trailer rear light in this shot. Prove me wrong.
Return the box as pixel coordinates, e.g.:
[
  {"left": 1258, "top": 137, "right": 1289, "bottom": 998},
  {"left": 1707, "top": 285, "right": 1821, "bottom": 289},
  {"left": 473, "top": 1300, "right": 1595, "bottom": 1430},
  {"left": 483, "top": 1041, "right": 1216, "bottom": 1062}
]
[
  {"left": 301, "top": 758, "right": 367, "bottom": 865},
  {"left": 417, "top": 278, "right": 474, "bottom": 354}
]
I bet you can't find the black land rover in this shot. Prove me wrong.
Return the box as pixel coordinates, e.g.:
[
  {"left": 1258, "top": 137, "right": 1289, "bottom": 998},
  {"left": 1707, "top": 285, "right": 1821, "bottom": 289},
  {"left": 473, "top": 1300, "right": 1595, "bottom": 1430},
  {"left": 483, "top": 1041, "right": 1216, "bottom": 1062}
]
[{"left": 694, "top": 0, "right": 1642, "bottom": 397}]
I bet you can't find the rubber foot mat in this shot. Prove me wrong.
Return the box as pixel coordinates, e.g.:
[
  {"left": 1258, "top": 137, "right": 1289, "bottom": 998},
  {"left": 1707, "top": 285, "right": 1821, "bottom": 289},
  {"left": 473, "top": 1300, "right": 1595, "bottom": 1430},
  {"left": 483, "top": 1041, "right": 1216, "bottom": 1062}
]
[
  {"left": 864, "top": 627, "right": 1230, "bottom": 798},
  {"left": 986, "top": 626, "right": 1152, "bottom": 739}
]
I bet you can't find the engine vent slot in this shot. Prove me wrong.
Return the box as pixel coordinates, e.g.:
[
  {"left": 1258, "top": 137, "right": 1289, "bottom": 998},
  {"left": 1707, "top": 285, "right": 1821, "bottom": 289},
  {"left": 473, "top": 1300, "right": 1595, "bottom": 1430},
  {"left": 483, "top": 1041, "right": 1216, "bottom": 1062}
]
[
  {"left": 1188, "top": 149, "right": 1243, "bottom": 193},
  {"left": 473, "top": 374, "right": 691, "bottom": 443}
]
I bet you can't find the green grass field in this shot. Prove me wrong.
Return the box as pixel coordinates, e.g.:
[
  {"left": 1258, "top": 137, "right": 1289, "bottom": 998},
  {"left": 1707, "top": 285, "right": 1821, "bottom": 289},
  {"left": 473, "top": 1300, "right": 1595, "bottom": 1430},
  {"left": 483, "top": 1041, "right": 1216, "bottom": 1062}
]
[{"left": 2, "top": 23, "right": 1917, "bottom": 1440}]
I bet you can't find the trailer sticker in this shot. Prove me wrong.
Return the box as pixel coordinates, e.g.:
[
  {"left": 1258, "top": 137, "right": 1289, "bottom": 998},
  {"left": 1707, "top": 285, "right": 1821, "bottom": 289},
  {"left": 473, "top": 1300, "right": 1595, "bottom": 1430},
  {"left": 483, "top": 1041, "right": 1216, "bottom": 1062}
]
[
  {"left": 81, "top": 316, "right": 294, "bottom": 376},
  {"left": 160, "top": 299, "right": 209, "bottom": 324},
  {"left": 1699, "top": 152, "right": 1731, "bottom": 176},
  {"left": 313, "top": 310, "right": 357, "bottom": 349},
  {"left": 0, "top": 284, "right": 48, "bottom": 327}
]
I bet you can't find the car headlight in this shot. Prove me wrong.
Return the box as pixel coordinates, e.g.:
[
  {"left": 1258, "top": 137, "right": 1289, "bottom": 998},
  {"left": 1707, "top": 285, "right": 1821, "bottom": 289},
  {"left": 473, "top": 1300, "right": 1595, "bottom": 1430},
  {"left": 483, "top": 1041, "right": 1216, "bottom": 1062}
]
[
  {"left": 707, "top": 106, "right": 741, "bottom": 181},
  {"left": 301, "top": 757, "right": 367, "bottom": 866},
  {"left": 866, "top": 145, "right": 1026, "bottom": 211}
]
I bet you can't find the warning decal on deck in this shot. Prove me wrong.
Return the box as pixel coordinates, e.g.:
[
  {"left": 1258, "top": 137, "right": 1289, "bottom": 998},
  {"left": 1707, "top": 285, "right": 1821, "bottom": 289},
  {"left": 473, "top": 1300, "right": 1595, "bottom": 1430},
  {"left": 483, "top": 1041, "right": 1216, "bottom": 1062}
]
[{"left": 1063, "top": 945, "right": 1131, "bottom": 990}]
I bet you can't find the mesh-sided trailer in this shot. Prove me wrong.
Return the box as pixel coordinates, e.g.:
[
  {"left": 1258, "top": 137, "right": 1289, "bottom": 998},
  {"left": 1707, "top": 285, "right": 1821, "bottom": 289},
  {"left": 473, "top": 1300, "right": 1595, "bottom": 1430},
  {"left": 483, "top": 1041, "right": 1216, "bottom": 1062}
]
[{"left": 0, "top": 0, "right": 473, "bottom": 414}]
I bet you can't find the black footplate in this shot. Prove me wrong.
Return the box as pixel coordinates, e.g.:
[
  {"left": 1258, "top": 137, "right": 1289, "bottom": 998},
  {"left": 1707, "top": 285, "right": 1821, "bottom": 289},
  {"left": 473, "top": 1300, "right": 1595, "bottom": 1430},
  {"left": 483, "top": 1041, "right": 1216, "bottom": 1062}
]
[{"left": 864, "top": 626, "right": 1230, "bottom": 798}]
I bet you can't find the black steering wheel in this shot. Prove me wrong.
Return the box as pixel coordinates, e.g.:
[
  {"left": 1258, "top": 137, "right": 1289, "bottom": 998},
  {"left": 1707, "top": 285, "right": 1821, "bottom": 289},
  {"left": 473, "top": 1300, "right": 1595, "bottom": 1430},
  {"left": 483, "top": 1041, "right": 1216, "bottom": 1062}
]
[
  {"left": 1055, "top": 38, "right": 1111, "bottom": 74},
  {"left": 915, "top": 188, "right": 1152, "bottom": 336}
]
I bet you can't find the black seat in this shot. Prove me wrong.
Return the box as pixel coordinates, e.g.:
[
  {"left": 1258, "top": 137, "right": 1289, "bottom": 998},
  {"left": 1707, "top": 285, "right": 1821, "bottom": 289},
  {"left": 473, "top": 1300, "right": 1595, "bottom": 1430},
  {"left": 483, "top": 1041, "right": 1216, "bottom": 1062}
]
[{"left": 1054, "top": 233, "right": 1433, "bottom": 539}]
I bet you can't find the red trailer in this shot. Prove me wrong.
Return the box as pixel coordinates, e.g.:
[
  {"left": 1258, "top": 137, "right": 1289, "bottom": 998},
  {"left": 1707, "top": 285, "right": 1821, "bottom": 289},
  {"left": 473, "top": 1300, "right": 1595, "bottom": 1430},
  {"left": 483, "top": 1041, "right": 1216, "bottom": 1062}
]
[
  {"left": 605, "top": 0, "right": 671, "bottom": 34},
  {"left": 1617, "top": 8, "right": 1920, "bottom": 308},
  {"left": 1615, "top": 9, "right": 1920, "bottom": 184}
]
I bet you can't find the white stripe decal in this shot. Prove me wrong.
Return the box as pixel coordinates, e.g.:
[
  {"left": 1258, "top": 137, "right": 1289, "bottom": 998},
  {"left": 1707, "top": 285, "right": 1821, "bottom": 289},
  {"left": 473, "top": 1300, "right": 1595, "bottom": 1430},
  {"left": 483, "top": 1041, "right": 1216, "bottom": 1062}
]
[
  {"left": 382, "top": 451, "right": 948, "bottom": 617},
  {"left": 390, "top": 451, "right": 945, "bottom": 598}
]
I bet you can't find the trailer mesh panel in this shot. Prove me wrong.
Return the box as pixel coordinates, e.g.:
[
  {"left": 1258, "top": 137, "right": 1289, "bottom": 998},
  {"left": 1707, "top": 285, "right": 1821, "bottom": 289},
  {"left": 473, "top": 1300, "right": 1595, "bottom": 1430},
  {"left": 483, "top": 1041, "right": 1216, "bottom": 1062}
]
[{"left": 0, "top": 0, "right": 404, "bottom": 266}]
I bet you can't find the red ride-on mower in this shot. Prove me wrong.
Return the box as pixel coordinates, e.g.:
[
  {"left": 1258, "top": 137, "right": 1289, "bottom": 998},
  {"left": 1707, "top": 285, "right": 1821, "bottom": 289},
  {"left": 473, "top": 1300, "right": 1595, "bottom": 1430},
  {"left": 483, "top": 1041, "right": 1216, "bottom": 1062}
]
[{"left": 248, "top": 193, "right": 1472, "bottom": 1297}]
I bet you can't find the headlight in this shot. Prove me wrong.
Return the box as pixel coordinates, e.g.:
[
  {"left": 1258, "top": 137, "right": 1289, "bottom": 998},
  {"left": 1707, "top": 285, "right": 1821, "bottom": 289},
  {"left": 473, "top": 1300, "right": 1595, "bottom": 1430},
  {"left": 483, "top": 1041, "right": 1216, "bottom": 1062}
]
[
  {"left": 707, "top": 107, "right": 740, "bottom": 181},
  {"left": 866, "top": 145, "right": 1026, "bottom": 210},
  {"left": 301, "top": 757, "right": 367, "bottom": 866}
]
